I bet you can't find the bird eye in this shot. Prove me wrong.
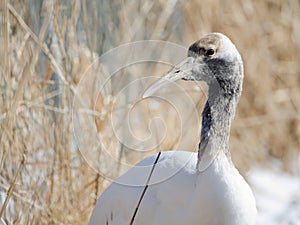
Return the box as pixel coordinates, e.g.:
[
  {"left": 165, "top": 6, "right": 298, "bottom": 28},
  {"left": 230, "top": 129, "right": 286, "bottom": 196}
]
[{"left": 206, "top": 49, "right": 215, "bottom": 56}]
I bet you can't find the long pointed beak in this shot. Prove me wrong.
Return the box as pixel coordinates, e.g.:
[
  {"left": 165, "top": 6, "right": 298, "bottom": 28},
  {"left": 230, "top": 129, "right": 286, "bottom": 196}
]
[{"left": 143, "top": 57, "right": 195, "bottom": 98}]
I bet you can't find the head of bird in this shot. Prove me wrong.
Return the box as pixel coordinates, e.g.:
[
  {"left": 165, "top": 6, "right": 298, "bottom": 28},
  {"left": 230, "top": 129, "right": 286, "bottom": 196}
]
[{"left": 143, "top": 33, "right": 244, "bottom": 99}]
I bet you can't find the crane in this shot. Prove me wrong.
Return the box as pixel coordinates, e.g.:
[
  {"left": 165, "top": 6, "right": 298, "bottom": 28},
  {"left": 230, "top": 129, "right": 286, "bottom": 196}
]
[{"left": 89, "top": 33, "right": 257, "bottom": 225}]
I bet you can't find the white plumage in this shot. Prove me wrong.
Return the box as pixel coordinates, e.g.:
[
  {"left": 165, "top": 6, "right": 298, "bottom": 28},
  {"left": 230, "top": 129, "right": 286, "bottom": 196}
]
[{"left": 89, "top": 33, "right": 257, "bottom": 225}]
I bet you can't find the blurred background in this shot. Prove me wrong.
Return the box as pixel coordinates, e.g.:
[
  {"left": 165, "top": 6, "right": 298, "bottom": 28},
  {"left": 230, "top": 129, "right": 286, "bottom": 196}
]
[{"left": 0, "top": 0, "right": 299, "bottom": 224}]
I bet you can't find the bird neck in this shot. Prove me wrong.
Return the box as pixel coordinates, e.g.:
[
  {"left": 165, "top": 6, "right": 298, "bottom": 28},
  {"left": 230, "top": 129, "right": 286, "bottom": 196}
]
[{"left": 198, "top": 82, "right": 241, "bottom": 167}]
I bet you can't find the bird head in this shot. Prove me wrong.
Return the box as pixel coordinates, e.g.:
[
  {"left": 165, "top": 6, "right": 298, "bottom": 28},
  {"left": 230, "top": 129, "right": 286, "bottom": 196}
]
[{"left": 143, "top": 33, "right": 243, "bottom": 98}]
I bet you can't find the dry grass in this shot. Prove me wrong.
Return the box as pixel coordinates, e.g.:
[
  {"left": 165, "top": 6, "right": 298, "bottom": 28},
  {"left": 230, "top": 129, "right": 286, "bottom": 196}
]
[{"left": 0, "top": 0, "right": 299, "bottom": 224}]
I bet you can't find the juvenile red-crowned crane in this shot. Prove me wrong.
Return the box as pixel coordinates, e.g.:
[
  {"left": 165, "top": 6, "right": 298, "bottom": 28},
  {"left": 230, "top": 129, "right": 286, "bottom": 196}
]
[{"left": 89, "top": 33, "right": 257, "bottom": 225}]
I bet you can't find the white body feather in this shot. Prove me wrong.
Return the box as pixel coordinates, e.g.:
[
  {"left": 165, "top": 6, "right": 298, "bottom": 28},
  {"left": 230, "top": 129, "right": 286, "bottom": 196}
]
[{"left": 89, "top": 151, "right": 257, "bottom": 225}]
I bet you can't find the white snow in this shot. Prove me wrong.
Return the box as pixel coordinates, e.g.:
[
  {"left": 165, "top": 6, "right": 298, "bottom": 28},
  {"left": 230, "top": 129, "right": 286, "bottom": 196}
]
[{"left": 248, "top": 161, "right": 300, "bottom": 225}]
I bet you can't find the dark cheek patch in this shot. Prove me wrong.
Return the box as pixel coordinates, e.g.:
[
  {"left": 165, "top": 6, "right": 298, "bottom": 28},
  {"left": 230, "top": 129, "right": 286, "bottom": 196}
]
[{"left": 188, "top": 44, "right": 204, "bottom": 57}]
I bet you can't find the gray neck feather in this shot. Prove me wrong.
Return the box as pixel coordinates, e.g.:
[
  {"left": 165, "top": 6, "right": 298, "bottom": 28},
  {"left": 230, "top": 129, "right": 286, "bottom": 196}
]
[{"left": 198, "top": 74, "right": 242, "bottom": 163}]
